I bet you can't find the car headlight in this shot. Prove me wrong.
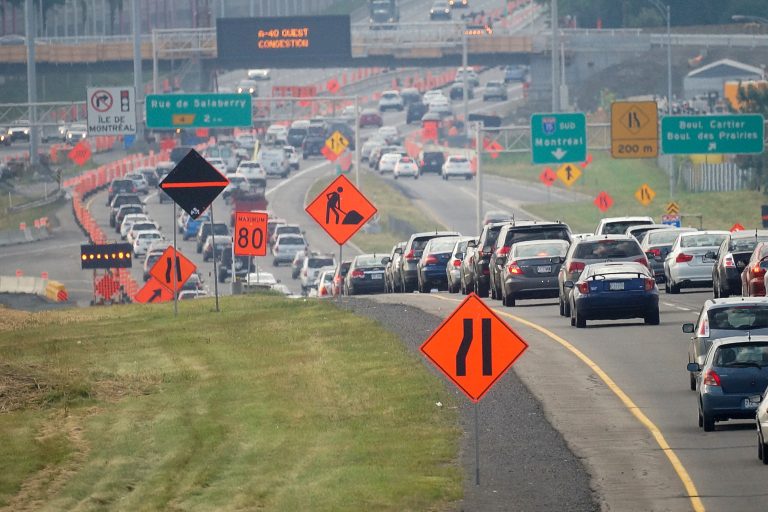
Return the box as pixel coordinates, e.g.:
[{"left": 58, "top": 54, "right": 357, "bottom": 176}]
[
  {"left": 23, "top": 129, "right": 29, "bottom": 134},
  {"left": 444, "top": 8, "right": 450, "bottom": 13}
]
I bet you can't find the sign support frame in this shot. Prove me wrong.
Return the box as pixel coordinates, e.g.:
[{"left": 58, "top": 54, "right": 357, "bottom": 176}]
[
  {"left": 210, "top": 203, "right": 221, "bottom": 312},
  {"left": 173, "top": 202, "right": 178, "bottom": 316},
  {"left": 474, "top": 402, "right": 480, "bottom": 486}
]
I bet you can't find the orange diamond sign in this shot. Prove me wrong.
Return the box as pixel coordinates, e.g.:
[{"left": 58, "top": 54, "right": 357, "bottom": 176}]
[
  {"left": 305, "top": 174, "right": 377, "bottom": 245},
  {"left": 68, "top": 139, "right": 92, "bottom": 166},
  {"left": 149, "top": 246, "right": 196, "bottom": 293},
  {"left": 420, "top": 293, "right": 528, "bottom": 402}
]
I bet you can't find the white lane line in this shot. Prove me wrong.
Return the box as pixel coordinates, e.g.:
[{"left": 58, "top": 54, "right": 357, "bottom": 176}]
[
  {"left": 662, "top": 302, "right": 676, "bottom": 307},
  {"left": 677, "top": 306, "right": 691, "bottom": 311},
  {"left": 0, "top": 242, "right": 84, "bottom": 258},
  {"left": 266, "top": 161, "right": 331, "bottom": 197}
]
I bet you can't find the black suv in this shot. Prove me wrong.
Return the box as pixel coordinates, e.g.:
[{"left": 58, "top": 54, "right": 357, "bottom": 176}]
[
  {"left": 471, "top": 222, "right": 510, "bottom": 297},
  {"left": 107, "top": 178, "right": 136, "bottom": 205},
  {"left": 196, "top": 222, "right": 230, "bottom": 253},
  {"left": 302, "top": 136, "right": 325, "bottom": 159},
  {"left": 109, "top": 193, "right": 143, "bottom": 227},
  {"left": 712, "top": 230, "right": 768, "bottom": 297},
  {"left": 418, "top": 150, "right": 445, "bottom": 174},
  {"left": 488, "top": 221, "right": 572, "bottom": 300},
  {"left": 394, "top": 231, "right": 460, "bottom": 293},
  {"left": 406, "top": 101, "right": 428, "bottom": 124},
  {"left": 218, "top": 250, "right": 253, "bottom": 283}
]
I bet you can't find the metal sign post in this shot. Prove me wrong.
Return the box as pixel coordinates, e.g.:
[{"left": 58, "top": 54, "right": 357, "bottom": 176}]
[
  {"left": 172, "top": 202, "right": 178, "bottom": 316},
  {"left": 475, "top": 402, "right": 480, "bottom": 485},
  {"left": 210, "top": 203, "right": 220, "bottom": 312},
  {"left": 475, "top": 122, "right": 483, "bottom": 235}
]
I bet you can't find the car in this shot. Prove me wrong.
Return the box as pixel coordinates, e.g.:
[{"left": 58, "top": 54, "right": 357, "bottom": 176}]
[
  {"left": 270, "top": 224, "right": 302, "bottom": 247},
  {"left": 235, "top": 134, "right": 257, "bottom": 149},
  {"left": 687, "top": 336, "right": 768, "bottom": 431},
  {"left": 287, "top": 120, "right": 310, "bottom": 147},
  {"left": 206, "top": 157, "right": 228, "bottom": 174},
  {"left": 423, "top": 90, "right": 447, "bottom": 105},
  {"left": 499, "top": 240, "right": 570, "bottom": 307},
  {"left": 449, "top": 0, "right": 468, "bottom": 7},
  {"left": 265, "top": 124, "right": 289, "bottom": 146},
  {"left": 640, "top": 227, "right": 697, "bottom": 283},
  {"left": 246, "top": 271, "right": 278, "bottom": 287},
  {"left": 558, "top": 235, "right": 648, "bottom": 317},
  {"left": 459, "top": 238, "right": 479, "bottom": 295},
  {"left": 170, "top": 146, "right": 195, "bottom": 165},
  {"left": 236, "top": 160, "right": 266, "bottom": 182},
  {"left": 115, "top": 205, "right": 145, "bottom": 233},
  {"left": 133, "top": 230, "right": 164, "bottom": 257},
  {"left": 222, "top": 173, "right": 250, "bottom": 200},
  {"left": 429, "top": 0, "right": 451, "bottom": 20},
  {"left": 378, "top": 90, "right": 404, "bottom": 112},
  {"left": 400, "top": 87, "right": 421, "bottom": 106},
  {"left": 504, "top": 64, "right": 529, "bottom": 83},
  {"left": 178, "top": 290, "right": 209, "bottom": 300},
  {"left": 361, "top": 137, "right": 386, "bottom": 162},
  {"left": 315, "top": 270, "right": 336, "bottom": 298},
  {"left": 395, "top": 231, "right": 461, "bottom": 293},
  {"left": 384, "top": 242, "right": 406, "bottom": 293},
  {"left": 136, "top": 167, "right": 160, "bottom": 187},
  {"left": 283, "top": 146, "right": 300, "bottom": 170},
  {"left": 595, "top": 216, "right": 655, "bottom": 235},
  {"left": 217, "top": 250, "right": 253, "bottom": 283},
  {"left": 202, "top": 235, "right": 232, "bottom": 262},
  {"left": 377, "top": 125, "right": 401, "bottom": 145},
  {"left": 143, "top": 250, "right": 167, "bottom": 281},
  {"left": 483, "top": 80, "right": 508, "bottom": 101},
  {"left": 377, "top": 152, "right": 401, "bottom": 175},
  {"left": 713, "top": 230, "right": 768, "bottom": 298},
  {"left": 64, "top": 123, "right": 87, "bottom": 144},
  {"left": 742, "top": 242, "right": 768, "bottom": 296},
  {"left": 455, "top": 67, "right": 480, "bottom": 87},
  {"left": 489, "top": 221, "right": 572, "bottom": 301},
  {"left": 300, "top": 254, "right": 337, "bottom": 292},
  {"left": 682, "top": 297, "right": 768, "bottom": 390},
  {"left": 471, "top": 222, "right": 509, "bottom": 297},
  {"left": 567, "top": 261, "right": 659, "bottom": 328},
  {"left": 182, "top": 273, "right": 207, "bottom": 294},
  {"left": 664, "top": 231, "right": 729, "bottom": 294},
  {"left": 446, "top": 237, "right": 476, "bottom": 293},
  {"left": 259, "top": 148, "right": 289, "bottom": 178},
  {"left": 267, "top": 218, "right": 287, "bottom": 245},
  {"left": 427, "top": 97, "right": 452, "bottom": 117},
  {"left": 406, "top": 101, "right": 428, "bottom": 124},
  {"left": 196, "top": 222, "right": 229, "bottom": 253},
  {"left": 442, "top": 155, "right": 473, "bottom": 180},
  {"left": 393, "top": 156, "right": 419, "bottom": 179},
  {"left": 449, "top": 81, "right": 474, "bottom": 100},
  {"left": 371, "top": 145, "right": 406, "bottom": 171},
  {"left": 332, "top": 260, "right": 352, "bottom": 296},
  {"left": 483, "top": 210, "right": 513, "bottom": 225},
  {"left": 107, "top": 178, "right": 137, "bottom": 205},
  {"left": 272, "top": 234, "right": 308, "bottom": 266},
  {"left": 124, "top": 172, "right": 149, "bottom": 194},
  {"left": 236, "top": 79, "right": 259, "bottom": 96},
  {"left": 290, "top": 250, "right": 308, "bottom": 279},
  {"left": 109, "top": 194, "right": 143, "bottom": 227},
  {"left": 418, "top": 149, "right": 445, "bottom": 175},
  {"left": 340, "top": 105, "right": 357, "bottom": 123},
  {"left": 302, "top": 135, "right": 325, "bottom": 159},
  {"left": 247, "top": 68, "right": 271, "bottom": 80},
  {"left": 416, "top": 236, "right": 461, "bottom": 292},
  {"left": 127, "top": 221, "right": 161, "bottom": 246},
  {"left": 120, "top": 213, "right": 150, "bottom": 239},
  {"left": 182, "top": 213, "right": 211, "bottom": 241},
  {"left": 344, "top": 254, "right": 388, "bottom": 295},
  {"left": 625, "top": 223, "right": 673, "bottom": 243}
]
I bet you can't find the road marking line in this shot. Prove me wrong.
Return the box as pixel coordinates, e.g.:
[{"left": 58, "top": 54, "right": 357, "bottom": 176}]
[
  {"left": 663, "top": 302, "right": 676, "bottom": 307},
  {"left": 429, "top": 294, "right": 705, "bottom": 512},
  {"left": 677, "top": 306, "right": 691, "bottom": 311},
  {"left": 266, "top": 160, "right": 329, "bottom": 197}
]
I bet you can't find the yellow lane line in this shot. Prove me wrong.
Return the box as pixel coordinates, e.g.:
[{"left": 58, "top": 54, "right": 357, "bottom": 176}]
[{"left": 430, "top": 294, "right": 705, "bottom": 512}]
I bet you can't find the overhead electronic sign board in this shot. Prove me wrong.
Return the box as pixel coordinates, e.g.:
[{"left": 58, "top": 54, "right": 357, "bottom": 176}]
[{"left": 216, "top": 15, "right": 352, "bottom": 66}]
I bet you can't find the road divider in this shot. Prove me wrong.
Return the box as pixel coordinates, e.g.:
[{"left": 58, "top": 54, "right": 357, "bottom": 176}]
[{"left": 0, "top": 275, "right": 67, "bottom": 302}]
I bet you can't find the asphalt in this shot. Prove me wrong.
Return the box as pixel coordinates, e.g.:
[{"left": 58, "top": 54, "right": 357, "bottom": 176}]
[{"left": 339, "top": 297, "right": 598, "bottom": 512}]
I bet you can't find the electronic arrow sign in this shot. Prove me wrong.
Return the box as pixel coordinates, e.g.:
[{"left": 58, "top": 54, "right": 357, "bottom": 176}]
[{"left": 216, "top": 15, "right": 352, "bottom": 67}]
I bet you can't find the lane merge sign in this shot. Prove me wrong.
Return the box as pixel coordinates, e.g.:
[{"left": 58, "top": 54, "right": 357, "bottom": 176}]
[
  {"left": 159, "top": 149, "right": 229, "bottom": 219},
  {"left": 87, "top": 86, "right": 137, "bottom": 136},
  {"left": 530, "top": 112, "right": 587, "bottom": 164},
  {"left": 145, "top": 93, "right": 253, "bottom": 129},
  {"left": 611, "top": 101, "right": 658, "bottom": 158},
  {"left": 661, "top": 114, "right": 764, "bottom": 154}
]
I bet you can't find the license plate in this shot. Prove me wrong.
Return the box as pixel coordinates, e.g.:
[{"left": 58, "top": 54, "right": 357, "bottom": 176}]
[
  {"left": 371, "top": 273, "right": 383, "bottom": 280},
  {"left": 744, "top": 398, "right": 760, "bottom": 409},
  {"left": 536, "top": 265, "right": 551, "bottom": 273},
  {"left": 702, "top": 257, "right": 715, "bottom": 263},
  {"left": 609, "top": 282, "right": 625, "bottom": 291}
]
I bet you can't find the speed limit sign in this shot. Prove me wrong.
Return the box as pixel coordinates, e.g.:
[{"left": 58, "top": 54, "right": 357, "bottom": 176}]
[{"left": 234, "top": 211, "right": 268, "bottom": 256}]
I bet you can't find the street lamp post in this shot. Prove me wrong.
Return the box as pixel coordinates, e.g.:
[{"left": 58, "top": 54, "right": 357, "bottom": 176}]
[{"left": 649, "top": 0, "right": 672, "bottom": 115}]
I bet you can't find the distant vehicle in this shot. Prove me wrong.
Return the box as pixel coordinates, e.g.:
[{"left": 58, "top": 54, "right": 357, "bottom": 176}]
[
  {"left": 236, "top": 79, "right": 259, "bottom": 96},
  {"left": 449, "top": 81, "right": 474, "bottom": 100},
  {"left": 270, "top": 224, "right": 302, "bottom": 247},
  {"left": 205, "top": 145, "right": 237, "bottom": 172},
  {"left": 300, "top": 254, "right": 337, "bottom": 292},
  {"left": 663, "top": 231, "right": 729, "bottom": 294},
  {"left": 483, "top": 80, "right": 508, "bottom": 101},
  {"left": 259, "top": 148, "right": 289, "bottom": 178},
  {"left": 120, "top": 213, "right": 150, "bottom": 239},
  {"left": 302, "top": 135, "right": 325, "bottom": 159},
  {"left": 595, "top": 216, "right": 655, "bottom": 236},
  {"left": 449, "top": 0, "right": 468, "bottom": 6},
  {"left": 625, "top": 223, "right": 672, "bottom": 243},
  {"left": 394, "top": 231, "right": 461, "bottom": 293},
  {"left": 236, "top": 160, "right": 266, "bottom": 182},
  {"left": 385, "top": 243, "right": 406, "bottom": 293},
  {"left": 423, "top": 90, "right": 447, "bottom": 105},
  {"left": 427, "top": 97, "right": 452, "bottom": 116},
  {"left": 247, "top": 68, "right": 271, "bottom": 80},
  {"left": 418, "top": 149, "right": 445, "bottom": 174},
  {"left": 447, "top": 236, "right": 476, "bottom": 293},
  {"left": 65, "top": 123, "right": 87, "bottom": 144},
  {"left": 400, "top": 87, "right": 421, "bottom": 106},
  {"left": 345, "top": 254, "right": 388, "bottom": 295},
  {"left": 416, "top": 236, "right": 461, "bottom": 292},
  {"left": 377, "top": 152, "right": 401, "bottom": 175},
  {"left": 455, "top": 67, "right": 480, "bottom": 87},
  {"left": 272, "top": 234, "right": 308, "bottom": 266},
  {"left": 133, "top": 230, "right": 164, "bottom": 257},
  {"left": 170, "top": 146, "right": 194, "bottom": 165},
  {"left": 406, "top": 101, "right": 428, "bottom": 124},
  {"left": 369, "top": 0, "right": 399, "bottom": 27},
  {"left": 393, "top": 156, "right": 419, "bottom": 179},
  {"left": 7, "top": 120, "right": 30, "bottom": 142},
  {"left": 136, "top": 166, "right": 160, "bottom": 187},
  {"left": 499, "top": 240, "right": 570, "bottom": 307},
  {"left": 107, "top": 178, "right": 137, "bottom": 206},
  {"left": 378, "top": 90, "right": 404, "bottom": 112},
  {"left": 109, "top": 194, "right": 142, "bottom": 227},
  {"left": 217, "top": 249, "right": 253, "bottom": 283},
  {"left": 333, "top": 260, "right": 353, "bottom": 296},
  {"left": 640, "top": 227, "right": 697, "bottom": 283},
  {"left": 359, "top": 108, "right": 384, "bottom": 128},
  {"left": 315, "top": 270, "right": 336, "bottom": 298},
  {"left": 377, "top": 125, "right": 400, "bottom": 145},
  {"left": 504, "top": 64, "right": 529, "bottom": 83},
  {"left": 195, "top": 222, "right": 229, "bottom": 254},
  {"left": 429, "top": 0, "right": 451, "bottom": 20},
  {"left": 287, "top": 120, "right": 310, "bottom": 147},
  {"left": 283, "top": 146, "right": 300, "bottom": 170},
  {"left": 265, "top": 124, "right": 288, "bottom": 146},
  {"left": 222, "top": 174, "right": 250, "bottom": 200},
  {"left": 442, "top": 155, "right": 473, "bottom": 180},
  {"left": 202, "top": 235, "right": 232, "bottom": 262}
]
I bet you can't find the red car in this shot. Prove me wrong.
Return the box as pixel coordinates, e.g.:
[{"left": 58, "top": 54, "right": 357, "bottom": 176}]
[
  {"left": 359, "top": 109, "right": 383, "bottom": 128},
  {"left": 741, "top": 241, "right": 768, "bottom": 296}
]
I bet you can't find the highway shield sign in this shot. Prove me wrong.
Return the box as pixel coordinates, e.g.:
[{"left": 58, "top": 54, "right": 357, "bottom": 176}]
[
  {"left": 420, "top": 293, "right": 528, "bottom": 402},
  {"left": 634, "top": 183, "right": 655, "bottom": 206},
  {"left": 530, "top": 112, "right": 587, "bottom": 164},
  {"left": 556, "top": 163, "right": 581, "bottom": 187},
  {"left": 234, "top": 211, "right": 268, "bottom": 256},
  {"left": 145, "top": 93, "right": 252, "bottom": 129},
  {"left": 149, "top": 246, "right": 196, "bottom": 293},
  {"left": 159, "top": 149, "right": 229, "bottom": 219},
  {"left": 135, "top": 277, "right": 175, "bottom": 304},
  {"left": 305, "top": 174, "right": 377, "bottom": 245},
  {"left": 611, "top": 101, "right": 658, "bottom": 158},
  {"left": 661, "top": 114, "right": 764, "bottom": 154}
]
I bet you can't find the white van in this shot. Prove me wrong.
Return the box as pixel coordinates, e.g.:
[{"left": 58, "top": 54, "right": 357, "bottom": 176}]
[
  {"left": 259, "top": 148, "right": 289, "bottom": 178},
  {"left": 265, "top": 124, "right": 288, "bottom": 146}
]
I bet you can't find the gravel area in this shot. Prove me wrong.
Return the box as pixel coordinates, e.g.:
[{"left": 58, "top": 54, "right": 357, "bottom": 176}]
[{"left": 339, "top": 297, "right": 598, "bottom": 512}]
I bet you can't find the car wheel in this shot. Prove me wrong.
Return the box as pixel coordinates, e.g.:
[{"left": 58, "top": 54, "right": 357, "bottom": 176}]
[
  {"left": 669, "top": 280, "right": 680, "bottom": 294},
  {"left": 563, "top": 295, "right": 571, "bottom": 317},
  {"left": 719, "top": 278, "right": 730, "bottom": 298},
  {"left": 761, "top": 429, "right": 768, "bottom": 464},
  {"left": 476, "top": 282, "right": 489, "bottom": 298},
  {"left": 713, "top": 282, "right": 720, "bottom": 298},
  {"left": 689, "top": 371, "right": 696, "bottom": 391},
  {"left": 698, "top": 409, "right": 704, "bottom": 428},
  {"left": 702, "top": 409, "right": 715, "bottom": 432},
  {"left": 644, "top": 308, "right": 660, "bottom": 325},
  {"left": 418, "top": 277, "right": 429, "bottom": 294},
  {"left": 559, "top": 295, "right": 565, "bottom": 316},
  {"left": 273, "top": 259, "right": 279, "bottom": 267},
  {"left": 196, "top": 245, "right": 202, "bottom": 254},
  {"left": 490, "top": 280, "right": 497, "bottom": 300},
  {"left": 664, "top": 278, "right": 670, "bottom": 293},
  {"left": 414, "top": 175, "right": 418, "bottom": 180},
  {"left": 574, "top": 306, "right": 586, "bottom": 328},
  {"left": 393, "top": 174, "right": 398, "bottom": 180},
  {"left": 442, "top": 174, "right": 448, "bottom": 180},
  {"left": 502, "top": 290, "right": 515, "bottom": 307}
]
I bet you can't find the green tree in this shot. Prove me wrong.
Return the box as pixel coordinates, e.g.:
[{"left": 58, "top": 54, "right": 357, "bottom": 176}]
[{"left": 735, "top": 84, "right": 768, "bottom": 191}]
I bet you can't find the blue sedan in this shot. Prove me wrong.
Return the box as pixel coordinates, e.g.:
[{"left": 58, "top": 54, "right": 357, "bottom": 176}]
[
  {"left": 566, "top": 262, "right": 659, "bottom": 328},
  {"left": 687, "top": 336, "right": 768, "bottom": 431}
]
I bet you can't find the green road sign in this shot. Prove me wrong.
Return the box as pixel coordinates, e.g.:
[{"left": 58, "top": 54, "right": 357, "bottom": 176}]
[
  {"left": 661, "top": 114, "right": 764, "bottom": 154},
  {"left": 530, "top": 112, "right": 587, "bottom": 164},
  {"left": 145, "top": 93, "right": 252, "bottom": 129}
]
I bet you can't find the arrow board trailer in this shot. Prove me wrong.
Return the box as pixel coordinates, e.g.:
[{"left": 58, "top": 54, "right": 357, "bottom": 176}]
[{"left": 87, "top": 86, "right": 137, "bottom": 136}]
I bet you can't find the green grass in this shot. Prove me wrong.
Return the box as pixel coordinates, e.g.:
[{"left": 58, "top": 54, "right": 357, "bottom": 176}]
[
  {"left": 307, "top": 171, "right": 447, "bottom": 254},
  {"left": 484, "top": 152, "right": 768, "bottom": 233},
  {"left": 0, "top": 295, "right": 461, "bottom": 510}
]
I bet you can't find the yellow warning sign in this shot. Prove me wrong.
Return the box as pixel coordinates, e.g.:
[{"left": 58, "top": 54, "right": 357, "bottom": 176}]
[
  {"left": 171, "top": 114, "right": 196, "bottom": 126},
  {"left": 611, "top": 101, "right": 659, "bottom": 159},
  {"left": 325, "top": 130, "right": 349, "bottom": 156},
  {"left": 666, "top": 201, "right": 680, "bottom": 215},
  {"left": 556, "top": 163, "right": 581, "bottom": 187},
  {"left": 634, "top": 183, "right": 656, "bottom": 206}
]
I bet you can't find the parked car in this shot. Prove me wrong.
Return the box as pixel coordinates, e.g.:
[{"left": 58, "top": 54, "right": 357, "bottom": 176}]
[
  {"left": 682, "top": 297, "right": 768, "bottom": 390},
  {"left": 385, "top": 242, "right": 406, "bottom": 293},
  {"left": 640, "top": 227, "right": 697, "bottom": 283},
  {"left": 595, "top": 216, "right": 655, "bottom": 235},
  {"left": 664, "top": 231, "right": 729, "bottom": 294},
  {"left": 300, "top": 254, "right": 337, "bottom": 292},
  {"left": 447, "top": 237, "right": 476, "bottom": 293},
  {"left": 333, "top": 260, "right": 352, "bottom": 296},
  {"left": 416, "top": 236, "right": 461, "bottom": 292},
  {"left": 713, "top": 230, "right": 768, "bottom": 298},
  {"left": 742, "top": 241, "right": 768, "bottom": 296},
  {"left": 558, "top": 235, "right": 648, "bottom": 317},
  {"left": 567, "top": 261, "right": 659, "bottom": 328},
  {"left": 687, "top": 336, "right": 768, "bottom": 431},
  {"left": 394, "top": 231, "right": 461, "bottom": 293},
  {"left": 442, "top": 155, "right": 473, "bottom": 180},
  {"left": 344, "top": 254, "right": 387, "bottom": 295},
  {"left": 393, "top": 156, "right": 419, "bottom": 179},
  {"left": 417, "top": 149, "right": 445, "bottom": 175},
  {"left": 483, "top": 80, "right": 508, "bottom": 101},
  {"left": 499, "top": 240, "right": 570, "bottom": 307},
  {"left": 378, "top": 90, "right": 404, "bottom": 112},
  {"left": 272, "top": 234, "right": 308, "bottom": 266}
]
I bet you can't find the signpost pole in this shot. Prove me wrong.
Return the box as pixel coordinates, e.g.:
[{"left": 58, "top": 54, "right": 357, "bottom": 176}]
[
  {"left": 338, "top": 244, "right": 343, "bottom": 302},
  {"left": 210, "top": 204, "right": 221, "bottom": 312},
  {"left": 172, "top": 202, "right": 178, "bottom": 317},
  {"left": 355, "top": 95, "right": 360, "bottom": 188},
  {"left": 475, "top": 122, "right": 483, "bottom": 235},
  {"left": 474, "top": 402, "right": 480, "bottom": 486},
  {"left": 462, "top": 29, "right": 469, "bottom": 138},
  {"left": 230, "top": 240, "right": 235, "bottom": 296}
]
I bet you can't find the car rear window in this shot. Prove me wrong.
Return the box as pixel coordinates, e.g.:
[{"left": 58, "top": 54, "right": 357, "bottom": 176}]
[
  {"left": 279, "top": 236, "right": 305, "bottom": 245},
  {"left": 647, "top": 231, "right": 685, "bottom": 245},
  {"left": 450, "top": 157, "right": 468, "bottom": 163},
  {"left": 355, "top": 255, "right": 385, "bottom": 267},
  {"left": 309, "top": 258, "right": 335, "bottom": 268},
  {"left": 680, "top": 234, "right": 727, "bottom": 248},
  {"left": 575, "top": 240, "right": 642, "bottom": 259},
  {"left": 714, "top": 342, "right": 768, "bottom": 367},
  {"left": 708, "top": 306, "right": 768, "bottom": 330},
  {"left": 428, "top": 238, "right": 459, "bottom": 253},
  {"left": 503, "top": 226, "right": 570, "bottom": 246},
  {"left": 602, "top": 221, "right": 652, "bottom": 235},
  {"left": 729, "top": 236, "right": 768, "bottom": 252},
  {"left": 278, "top": 226, "right": 301, "bottom": 235},
  {"left": 513, "top": 241, "right": 569, "bottom": 258}
]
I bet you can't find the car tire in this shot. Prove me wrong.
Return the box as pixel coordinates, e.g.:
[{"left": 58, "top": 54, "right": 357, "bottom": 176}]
[
  {"left": 476, "top": 282, "right": 489, "bottom": 298},
  {"left": 414, "top": 175, "right": 418, "bottom": 180},
  {"left": 273, "top": 259, "right": 279, "bottom": 267},
  {"left": 669, "top": 281, "right": 680, "bottom": 294},
  {"left": 563, "top": 295, "right": 571, "bottom": 317},
  {"left": 502, "top": 290, "right": 515, "bottom": 307},
  {"left": 761, "top": 429, "right": 768, "bottom": 464},
  {"left": 559, "top": 295, "right": 565, "bottom": 316},
  {"left": 719, "top": 278, "right": 730, "bottom": 298},
  {"left": 702, "top": 409, "right": 715, "bottom": 432},
  {"left": 393, "top": 174, "right": 398, "bottom": 180},
  {"left": 574, "top": 306, "right": 586, "bottom": 328},
  {"left": 196, "top": 245, "right": 202, "bottom": 254},
  {"left": 698, "top": 409, "right": 704, "bottom": 428},
  {"left": 689, "top": 371, "right": 696, "bottom": 391},
  {"left": 442, "top": 174, "right": 448, "bottom": 180},
  {"left": 644, "top": 308, "right": 660, "bottom": 325},
  {"left": 418, "top": 278, "right": 429, "bottom": 294}
]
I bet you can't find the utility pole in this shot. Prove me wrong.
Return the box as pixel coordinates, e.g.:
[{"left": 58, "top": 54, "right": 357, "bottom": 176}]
[
  {"left": 551, "top": 0, "right": 560, "bottom": 112},
  {"left": 25, "top": 0, "right": 38, "bottom": 166},
  {"left": 132, "top": 0, "right": 144, "bottom": 142}
]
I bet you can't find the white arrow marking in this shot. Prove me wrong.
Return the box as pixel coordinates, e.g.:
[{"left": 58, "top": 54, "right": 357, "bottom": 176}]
[{"left": 552, "top": 148, "right": 567, "bottom": 160}]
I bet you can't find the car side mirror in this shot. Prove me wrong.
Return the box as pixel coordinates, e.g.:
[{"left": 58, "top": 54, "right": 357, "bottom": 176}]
[
  {"left": 682, "top": 323, "right": 695, "bottom": 333},
  {"left": 686, "top": 362, "right": 701, "bottom": 373},
  {"left": 564, "top": 281, "right": 574, "bottom": 289}
]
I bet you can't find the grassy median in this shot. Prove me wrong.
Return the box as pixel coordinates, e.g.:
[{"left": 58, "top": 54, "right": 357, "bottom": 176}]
[{"left": 0, "top": 296, "right": 461, "bottom": 511}]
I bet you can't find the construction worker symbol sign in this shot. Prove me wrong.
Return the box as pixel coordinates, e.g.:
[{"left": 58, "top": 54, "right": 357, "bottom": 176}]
[{"left": 305, "top": 175, "right": 377, "bottom": 245}]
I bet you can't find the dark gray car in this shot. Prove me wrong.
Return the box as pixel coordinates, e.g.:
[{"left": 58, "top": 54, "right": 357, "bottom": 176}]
[
  {"left": 395, "top": 231, "right": 460, "bottom": 293},
  {"left": 499, "top": 240, "right": 569, "bottom": 307}
]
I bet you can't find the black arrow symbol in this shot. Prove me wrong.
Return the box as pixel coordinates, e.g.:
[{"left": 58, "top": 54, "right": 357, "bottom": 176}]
[{"left": 148, "top": 288, "right": 162, "bottom": 303}]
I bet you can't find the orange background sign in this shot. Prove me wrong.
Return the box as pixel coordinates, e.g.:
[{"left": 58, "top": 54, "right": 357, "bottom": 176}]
[
  {"left": 134, "top": 277, "right": 175, "bottom": 304},
  {"left": 149, "top": 247, "right": 196, "bottom": 292},
  {"left": 420, "top": 293, "right": 528, "bottom": 402},
  {"left": 305, "top": 175, "right": 377, "bottom": 245},
  {"left": 234, "top": 211, "right": 268, "bottom": 256}
]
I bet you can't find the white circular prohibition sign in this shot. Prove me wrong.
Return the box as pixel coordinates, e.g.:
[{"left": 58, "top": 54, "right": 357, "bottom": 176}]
[{"left": 90, "top": 90, "right": 113, "bottom": 112}]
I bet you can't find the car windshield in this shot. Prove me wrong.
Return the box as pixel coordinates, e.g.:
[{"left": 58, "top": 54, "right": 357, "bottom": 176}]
[
  {"left": 355, "top": 255, "right": 385, "bottom": 267},
  {"left": 729, "top": 236, "right": 768, "bottom": 252},
  {"left": 708, "top": 306, "right": 768, "bottom": 331},
  {"left": 681, "top": 234, "right": 728, "bottom": 248},
  {"left": 602, "top": 221, "right": 651, "bottom": 234},
  {"left": 279, "top": 236, "right": 305, "bottom": 245},
  {"left": 513, "top": 241, "right": 569, "bottom": 258},
  {"left": 309, "top": 258, "right": 335, "bottom": 268},
  {"left": 647, "top": 231, "right": 685, "bottom": 245},
  {"left": 575, "top": 240, "right": 642, "bottom": 259},
  {"left": 714, "top": 342, "right": 768, "bottom": 367}
]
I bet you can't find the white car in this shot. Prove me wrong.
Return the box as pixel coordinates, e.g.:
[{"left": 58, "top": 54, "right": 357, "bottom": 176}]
[
  {"left": 206, "top": 157, "right": 228, "bottom": 174},
  {"left": 120, "top": 213, "right": 150, "bottom": 239},
  {"left": 377, "top": 126, "right": 400, "bottom": 144},
  {"left": 65, "top": 123, "right": 87, "bottom": 143},
  {"left": 124, "top": 173, "right": 149, "bottom": 194},
  {"left": 236, "top": 160, "right": 266, "bottom": 181},
  {"left": 315, "top": 270, "right": 336, "bottom": 298},
  {"left": 340, "top": 105, "right": 357, "bottom": 122},
  {"left": 423, "top": 90, "right": 446, "bottom": 105},
  {"left": 283, "top": 146, "right": 300, "bottom": 170},
  {"left": 237, "top": 79, "right": 259, "bottom": 95},
  {"left": 247, "top": 68, "right": 271, "bottom": 80},
  {"left": 246, "top": 271, "right": 278, "bottom": 287},
  {"left": 378, "top": 152, "right": 401, "bottom": 174},
  {"left": 595, "top": 216, "right": 656, "bottom": 236},
  {"left": 133, "top": 230, "right": 164, "bottom": 256},
  {"left": 428, "top": 97, "right": 452, "bottom": 116},
  {"left": 378, "top": 90, "right": 404, "bottom": 112},
  {"left": 664, "top": 231, "right": 730, "bottom": 294},
  {"left": 300, "top": 254, "right": 337, "bottom": 291},
  {"left": 223, "top": 173, "right": 250, "bottom": 198},
  {"left": 442, "top": 155, "right": 473, "bottom": 180},
  {"left": 394, "top": 156, "right": 419, "bottom": 179},
  {"left": 455, "top": 66, "right": 480, "bottom": 87},
  {"left": 236, "top": 134, "right": 256, "bottom": 149},
  {"left": 259, "top": 148, "right": 289, "bottom": 178},
  {"left": 272, "top": 234, "right": 308, "bottom": 266},
  {"left": 361, "top": 137, "right": 386, "bottom": 162},
  {"left": 127, "top": 221, "right": 161, "bottom": 246},
  {"left": 265, "top": 124, "right": 288, "bottom": 146}
]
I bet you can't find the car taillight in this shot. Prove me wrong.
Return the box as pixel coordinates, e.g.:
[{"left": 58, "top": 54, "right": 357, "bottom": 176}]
[
  {"left": 497, "top": 246, "right": 510, "bottom": 257},
  {"left": 676, "top": 253, "right": 693, "bottom": 263},
  {"left": 425, "top": 255, "right": 439, "bottom": 265},
  {"left": 351, "top": 269, "right": 365, "bottom": 278},
  {"left": 724, "top": 253, "right": 735, "bottom": 268},
  {"left": 568, "top": 261, "right": 585, "bottom": 274},
  {"left": 507, "top": 261, "right": 522, "bottom": 274},
  {"left": 405, "top": 250, "right": 416, "bottom": 261},
  {"left": 452, "top": 259, "right": 462, "bottom": 267},
  {"left": 699, "top": 318, "right": 710, "bottom": 337},
  {"left": 319, "top": 287, "right": 327, "bottom": 296},
  {"left": 576, "top": 282, "right": 590, "bottom": 294},
  {"left": 648, "top": 248, "right": 661, "bottom": 258},
  {"left": 635, "top": 257, "right": 650, "bottom": 268},
  {"left": 753, "top": 265, "right": 766, "bottom": 276},
  {"left": 644, "top": 278, "right": 656, "bottom": 291},
  {"left": 702, "top": 369, "right": 721, "bottom": 387}
]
